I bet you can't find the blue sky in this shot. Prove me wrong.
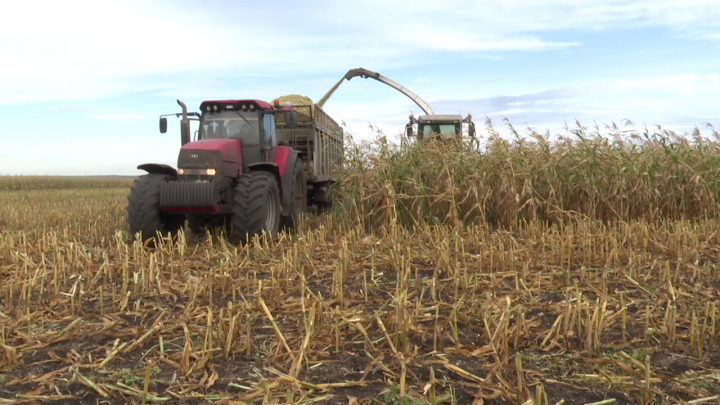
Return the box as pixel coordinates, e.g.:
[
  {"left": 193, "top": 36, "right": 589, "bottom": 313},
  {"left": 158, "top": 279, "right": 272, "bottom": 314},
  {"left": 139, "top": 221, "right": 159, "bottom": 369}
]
[{"left": 1, "top": 0, "right": 719, "bottom": 175}]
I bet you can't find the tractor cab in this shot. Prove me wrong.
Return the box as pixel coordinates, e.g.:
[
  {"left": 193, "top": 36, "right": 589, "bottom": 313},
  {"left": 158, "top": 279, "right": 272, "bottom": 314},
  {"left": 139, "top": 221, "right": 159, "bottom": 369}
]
[
  {"left": 158, "top": 99, "right": 298, "bottom": 174},
  {"left": 196, "top": 100, "right": 277, "bottom": 167},
  {"left": 200, "top": 111, "right": 258, "bottom": 141},
  {"left": 406, "top": 113, "right": 476, "bottom": 142},
  {"left": 196, "top": 100, "right": 277, "bottom": 145}
]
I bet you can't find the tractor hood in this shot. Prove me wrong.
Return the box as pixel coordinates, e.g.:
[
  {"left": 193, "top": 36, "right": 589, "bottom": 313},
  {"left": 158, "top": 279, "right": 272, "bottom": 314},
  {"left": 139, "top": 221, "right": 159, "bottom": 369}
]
[
  {"left": 177, "top": 139, "right": 242, "bottom": 177},
  {"left": 181, "top": 139, "right": 241, "bottom": 163}
]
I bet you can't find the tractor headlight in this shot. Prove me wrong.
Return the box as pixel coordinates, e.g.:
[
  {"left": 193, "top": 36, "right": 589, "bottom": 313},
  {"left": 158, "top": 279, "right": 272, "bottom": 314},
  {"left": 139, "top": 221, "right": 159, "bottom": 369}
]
[{"left": 177, "top": 168, "right": 216, "bottom": 176}]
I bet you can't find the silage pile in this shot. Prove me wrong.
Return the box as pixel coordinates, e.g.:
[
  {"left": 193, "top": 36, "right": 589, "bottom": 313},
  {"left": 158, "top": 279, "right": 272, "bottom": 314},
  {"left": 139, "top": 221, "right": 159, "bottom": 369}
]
[
  {"left": 275, "top": 94, "right": 313, "bottom": 106},
  {"left": 275, "top": 94, "right": 314, "bottom": 119}
]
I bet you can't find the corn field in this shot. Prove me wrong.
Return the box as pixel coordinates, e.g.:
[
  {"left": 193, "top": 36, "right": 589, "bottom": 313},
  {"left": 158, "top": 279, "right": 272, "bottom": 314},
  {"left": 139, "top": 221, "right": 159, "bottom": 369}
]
[{"left": 0, "top": 119, "right": 719, "bottom": 405}]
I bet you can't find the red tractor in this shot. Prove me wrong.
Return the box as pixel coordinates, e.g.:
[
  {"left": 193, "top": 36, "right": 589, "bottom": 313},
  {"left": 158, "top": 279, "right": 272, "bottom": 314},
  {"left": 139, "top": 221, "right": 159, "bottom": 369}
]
[{"left": 127, "top": 98, "right": 312, "bottom": 244}]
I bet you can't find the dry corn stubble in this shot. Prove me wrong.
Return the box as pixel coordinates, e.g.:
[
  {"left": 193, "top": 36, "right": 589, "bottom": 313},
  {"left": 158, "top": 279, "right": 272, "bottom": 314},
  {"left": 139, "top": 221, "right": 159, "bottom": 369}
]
[{"left": 0, "top": 120, "right": 720, "bottom": 404}]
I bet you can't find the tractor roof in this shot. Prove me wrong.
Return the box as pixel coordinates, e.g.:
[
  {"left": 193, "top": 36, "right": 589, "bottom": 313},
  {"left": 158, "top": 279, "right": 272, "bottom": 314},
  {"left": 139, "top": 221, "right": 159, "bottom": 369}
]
[
  {"left": 200, "top": 99, "right": 275, "bottom": 111},
  {"left": 418, "top": 114, "right": 463, "bottom": 122}
]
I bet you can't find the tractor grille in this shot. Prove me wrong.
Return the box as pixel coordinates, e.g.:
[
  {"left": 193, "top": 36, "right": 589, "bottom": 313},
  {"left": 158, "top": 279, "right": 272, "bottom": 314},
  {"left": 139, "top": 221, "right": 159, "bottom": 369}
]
[
  {"left": 178, "top": 150, "right": 223, "bottom": 170},
  {"left": 160, "top": 180, "right": 216, "bottom": 207}
]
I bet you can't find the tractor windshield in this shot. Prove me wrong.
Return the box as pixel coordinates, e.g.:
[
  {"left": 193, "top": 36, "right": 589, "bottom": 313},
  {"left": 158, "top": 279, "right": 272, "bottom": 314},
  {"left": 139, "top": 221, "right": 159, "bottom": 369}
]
[
  {"left": 200, "top": 110, "right": 260, "bottom": 143},
  {"left": 420, "top": 124, "right": 458, "bottom": 138}
]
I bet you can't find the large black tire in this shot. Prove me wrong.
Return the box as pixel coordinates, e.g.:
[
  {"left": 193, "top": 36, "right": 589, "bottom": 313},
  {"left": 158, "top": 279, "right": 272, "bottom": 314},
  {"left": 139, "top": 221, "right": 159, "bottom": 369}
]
[
  {"left": 280, "top": 157, "right": 307, "bottom": 230},
  {"left": 126, "top": 173, "right": 185, "bottom": 246},
  {"left": 231, "top": 171, "right": 282, "bottom": 243}
]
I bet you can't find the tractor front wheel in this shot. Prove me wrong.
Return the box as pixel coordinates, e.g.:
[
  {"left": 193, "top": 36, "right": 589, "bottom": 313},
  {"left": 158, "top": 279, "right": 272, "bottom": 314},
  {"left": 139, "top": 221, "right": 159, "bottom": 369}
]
[
  {"left": 126, "top": 173, "right": 185, "bottom": 246},
  {"left": 231, "top": 171, "right": 281, "bottom": 244}
]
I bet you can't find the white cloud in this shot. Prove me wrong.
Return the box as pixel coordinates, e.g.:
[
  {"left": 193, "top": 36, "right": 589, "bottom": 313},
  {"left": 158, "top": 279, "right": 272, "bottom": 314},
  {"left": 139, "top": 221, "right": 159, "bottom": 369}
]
[
  {"left": 385, "top": 28, "right": 580, "bottom": 52},
  {"left": 319, "top": 0, "right": 720, "bottom": 47},
  {"left": 0, "top": 1, "right": 351, "bottom": 103},
  {"left": 498, "top": 108, "right": 537, "bottom": 115},
  {"left": 90, "top": 114, "right": 156, "bottom": 122},
  {"left": 3, "top": 0, "right": 719, "bottom": 105}
]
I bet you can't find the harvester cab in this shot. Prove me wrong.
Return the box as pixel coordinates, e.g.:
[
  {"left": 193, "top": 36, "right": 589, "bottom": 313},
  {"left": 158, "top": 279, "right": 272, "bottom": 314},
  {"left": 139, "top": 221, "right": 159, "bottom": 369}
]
[
  {"left": 127, "top": 98, "right": 309, "bottom": 246},
  {"left": 405, "top": 113, "right": 476, "bottom": 142}
]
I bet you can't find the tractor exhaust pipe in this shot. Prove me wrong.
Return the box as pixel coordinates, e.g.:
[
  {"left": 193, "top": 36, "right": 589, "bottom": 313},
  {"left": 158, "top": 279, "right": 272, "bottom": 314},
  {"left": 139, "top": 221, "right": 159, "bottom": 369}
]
[{"left": 177, "top": 99, "right": 191, "bottom": 146}]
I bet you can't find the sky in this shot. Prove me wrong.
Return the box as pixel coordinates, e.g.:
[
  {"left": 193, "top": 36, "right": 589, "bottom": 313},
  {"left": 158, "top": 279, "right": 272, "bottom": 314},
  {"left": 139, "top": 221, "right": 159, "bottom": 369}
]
[{"left": 1, "top": 0, "right": 719, "bottom": 175}]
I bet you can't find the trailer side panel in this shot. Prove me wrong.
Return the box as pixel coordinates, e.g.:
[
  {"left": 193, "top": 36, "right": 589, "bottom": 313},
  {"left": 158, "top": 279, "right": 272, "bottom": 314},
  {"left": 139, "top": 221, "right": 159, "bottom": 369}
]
[{"left": 276, "top": 104, "right": 343, "bottom": 183}]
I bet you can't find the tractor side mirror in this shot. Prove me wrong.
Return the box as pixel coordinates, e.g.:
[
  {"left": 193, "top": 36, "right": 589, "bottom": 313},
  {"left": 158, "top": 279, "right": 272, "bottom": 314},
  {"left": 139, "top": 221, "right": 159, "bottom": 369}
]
[
  {"left": 159, "top": 117, "right": 168, "bottom": 133},
  {"left": 285, "top": 111, "right": 298, "bottom": 129},
  {"left": 468, "top": 122, "right": 476, "bottom": 138},
  {"left": 405, "top": 124, "right": 414, "bottom": 138}
]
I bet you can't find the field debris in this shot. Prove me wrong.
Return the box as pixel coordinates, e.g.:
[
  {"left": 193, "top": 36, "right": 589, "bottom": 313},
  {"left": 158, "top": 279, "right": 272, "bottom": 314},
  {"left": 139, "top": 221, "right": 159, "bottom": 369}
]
[{"left": 1, "top": 119, "right": 720, "bottom": 404}]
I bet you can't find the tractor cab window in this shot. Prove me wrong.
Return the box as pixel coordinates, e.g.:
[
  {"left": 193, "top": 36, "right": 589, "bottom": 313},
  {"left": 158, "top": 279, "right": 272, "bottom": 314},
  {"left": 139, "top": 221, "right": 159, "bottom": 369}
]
[
  {"left": 263, "top": 113, "right": 277, "bottom": 148},
  {"left": 200, "top": 110, "right": 260, "bottom": 143},
  {"left": 420, "top": 124, "right": 457, "bottom": 138}
]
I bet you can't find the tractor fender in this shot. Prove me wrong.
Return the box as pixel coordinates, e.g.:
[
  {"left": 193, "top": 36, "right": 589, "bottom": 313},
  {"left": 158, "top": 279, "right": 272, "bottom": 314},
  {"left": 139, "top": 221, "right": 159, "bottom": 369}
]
[
  {"left": 137, "top": 163, "right": 178, "bottom": 177},
  {"left": 280, "top": 150, "right": 301, "bottom": 216},
  {"left": 246, "top": 162, "right": 283, "bottom": 202}
]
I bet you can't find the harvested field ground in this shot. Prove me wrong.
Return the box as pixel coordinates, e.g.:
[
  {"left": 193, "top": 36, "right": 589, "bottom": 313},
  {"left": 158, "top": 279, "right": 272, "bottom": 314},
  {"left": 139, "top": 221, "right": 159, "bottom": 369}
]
[{"left": 1, "top": 123, "right": 720, "bottom": 404}]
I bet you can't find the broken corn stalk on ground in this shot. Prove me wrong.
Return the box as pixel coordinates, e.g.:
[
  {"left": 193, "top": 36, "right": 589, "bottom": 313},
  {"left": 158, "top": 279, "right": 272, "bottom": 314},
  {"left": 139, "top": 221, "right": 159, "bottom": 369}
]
[{"left": 0, "top": 119, "right": 719, "bottom": 404}]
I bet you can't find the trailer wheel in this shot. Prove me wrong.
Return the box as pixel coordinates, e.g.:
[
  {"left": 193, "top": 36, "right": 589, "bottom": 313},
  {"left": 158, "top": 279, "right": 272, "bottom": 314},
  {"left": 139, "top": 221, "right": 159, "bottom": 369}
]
[
  {"left": 281, "top": 156, "right": 307, "bottom": 230},
  {"left": 313, "top": 181, "right": 336, "bottom": 213},
  {"left": 126, "top": 173, "right": 185, "bottom": 246},
  {"left": 231, "top": 171, "right": 281, "bottom": 243}
]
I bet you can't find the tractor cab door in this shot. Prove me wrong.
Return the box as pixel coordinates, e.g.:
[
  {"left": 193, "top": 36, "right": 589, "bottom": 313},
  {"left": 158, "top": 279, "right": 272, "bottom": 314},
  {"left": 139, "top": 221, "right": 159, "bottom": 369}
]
[{"left": 262, "top": 113, "right": 278, "bottom": 162}]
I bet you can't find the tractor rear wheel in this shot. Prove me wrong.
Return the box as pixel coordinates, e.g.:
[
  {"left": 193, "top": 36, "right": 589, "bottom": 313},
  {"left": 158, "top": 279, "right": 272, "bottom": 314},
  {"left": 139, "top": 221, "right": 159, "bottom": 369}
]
[
  {"left": 281, "top": 157, "right": 307, "bottom": 230},
  {"left": 231, "top": 171, "right": 281, "bottom": 244},
  {"left": 126, "top": 173, "right": 185, "bottom": 246}
]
